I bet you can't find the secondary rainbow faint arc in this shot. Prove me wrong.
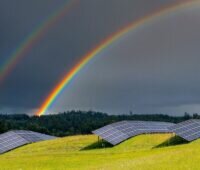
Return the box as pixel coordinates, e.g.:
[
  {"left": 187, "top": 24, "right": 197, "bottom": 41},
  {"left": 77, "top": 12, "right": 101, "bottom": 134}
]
[
  {"left": 36, "top": 0, "right": 199, "bottom": 116},
  {"left": 0, "top": 0, "right": 78, "bottom": 84}
]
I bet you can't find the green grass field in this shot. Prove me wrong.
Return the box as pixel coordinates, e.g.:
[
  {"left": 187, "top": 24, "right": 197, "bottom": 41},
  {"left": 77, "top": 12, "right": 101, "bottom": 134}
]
[{"left": 0, "top": 134, "right": 199, "bottom": 170}]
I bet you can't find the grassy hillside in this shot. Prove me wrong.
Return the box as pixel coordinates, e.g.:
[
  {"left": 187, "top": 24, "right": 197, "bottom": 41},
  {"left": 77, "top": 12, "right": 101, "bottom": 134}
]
[{"left": 0, "top": 134, "right": 199, "bottom": 170}]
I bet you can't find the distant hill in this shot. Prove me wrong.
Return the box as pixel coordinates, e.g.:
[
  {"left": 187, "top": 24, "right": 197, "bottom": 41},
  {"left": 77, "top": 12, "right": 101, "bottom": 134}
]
[
  {"left": 0, "top": 111, "right": 198, "bottom": 136},
  {"left": 0, "top": 133, "right": 199, "bottom": 170}
]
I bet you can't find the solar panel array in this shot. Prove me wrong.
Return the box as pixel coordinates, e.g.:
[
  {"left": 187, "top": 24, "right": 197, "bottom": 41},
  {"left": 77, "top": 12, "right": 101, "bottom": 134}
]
[
  {"left": 0, "top": 131, "right": 28, "bottom": 154},
  {"left": 13, "top": 130, "right": 56, "bottom": 142},
  {"left": 169, "top": 119, "right": 200, "bottom": 142},
  {"left": 93, "top": 121, "right": 174, "bottom": 145},
  {"left": 0, "top": 130, "right": 56, "bottom": 154}
]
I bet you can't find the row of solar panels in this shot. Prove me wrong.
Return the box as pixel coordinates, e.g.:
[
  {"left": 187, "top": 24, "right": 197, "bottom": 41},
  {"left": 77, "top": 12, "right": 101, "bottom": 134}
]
[
  {"left": 92, "top": 119, "right": 200, "bottom": 145},
  {"left": 1, "top": 119, "right": 200, "bottom": 153},
  {"left": 0, "top": 130, "right": 56, "bottom": 154}
]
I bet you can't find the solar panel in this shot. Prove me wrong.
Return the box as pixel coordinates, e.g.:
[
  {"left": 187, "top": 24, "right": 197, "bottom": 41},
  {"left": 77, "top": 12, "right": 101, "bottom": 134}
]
[
  {"left": 0, "top": 131, "right": 28, "bottom": 154},
  {"left": 0, "top": 130, "right": 56, "bottom": 154},
  {"left": 93, "top": 121, "right": 174, "bottom": 145},
  {"left": 169, "top": 119, "right": 200, "bottom": 141},
  {"left": 13, "top": 130, "right": 56, "bottom": 143}
]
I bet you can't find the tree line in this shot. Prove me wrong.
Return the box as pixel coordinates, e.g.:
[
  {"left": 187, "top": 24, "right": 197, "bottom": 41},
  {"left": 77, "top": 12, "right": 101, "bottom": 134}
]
[{"left": 0, "top": 111, "right": 198, "bottom": 137}]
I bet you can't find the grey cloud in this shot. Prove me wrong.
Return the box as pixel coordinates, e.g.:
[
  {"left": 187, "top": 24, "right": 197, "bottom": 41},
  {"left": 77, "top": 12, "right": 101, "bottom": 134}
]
[{"left": 0, "top": 0, "right": 197, "bottom": 115}]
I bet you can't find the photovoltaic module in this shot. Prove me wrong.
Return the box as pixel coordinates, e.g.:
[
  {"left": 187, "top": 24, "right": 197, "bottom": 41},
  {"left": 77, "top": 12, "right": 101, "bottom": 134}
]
[
  {"left": 93, "top": 121, "right": 174, "bottom": 145},
  {"left": 169, "top": 119, "right": 200, "bottom": 142},
  {"left": 0, "top": 130, "right": 56, "bottom": 154}
]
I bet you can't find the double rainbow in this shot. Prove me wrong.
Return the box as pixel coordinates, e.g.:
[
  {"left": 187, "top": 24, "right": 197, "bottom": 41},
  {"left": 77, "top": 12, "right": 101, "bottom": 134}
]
[{"left": 35, "top": 0, "right": 199, "bottom": 116}]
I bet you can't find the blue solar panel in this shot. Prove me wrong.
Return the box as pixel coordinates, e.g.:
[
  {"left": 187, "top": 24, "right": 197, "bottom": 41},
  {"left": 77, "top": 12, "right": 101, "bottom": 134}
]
[
  {"left": 0, "top": 131, "right": 28, "bottom": 154},
  {"left": 13, "top": 130, "right": 56, "bottom": 143},
  {"left": 169, "top": 119, "right": 200, "bottom": 141},
  {"left": 0, "top": 130, "right": 56, "bottom": 154},
  {"left": 93, "top": 121, "right": 174, "bottom": 145}
]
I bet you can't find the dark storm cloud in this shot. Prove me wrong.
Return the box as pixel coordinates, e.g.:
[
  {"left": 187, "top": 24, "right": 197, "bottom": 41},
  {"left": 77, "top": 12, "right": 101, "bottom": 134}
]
[
  {"left": 0, "top": 0, "right": 195, "bottom": 115},
  {"left": 52, "top": 3, "right": 200, "bottom": 116},
  {"left": 0, "top": 0, "right": 67, "bottom": 61}
]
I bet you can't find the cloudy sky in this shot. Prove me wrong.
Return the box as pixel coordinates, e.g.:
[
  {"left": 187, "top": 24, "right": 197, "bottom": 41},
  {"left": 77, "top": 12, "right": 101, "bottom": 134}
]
[{"left": 0, "top": 0, "right": 200, "bottom": 116}]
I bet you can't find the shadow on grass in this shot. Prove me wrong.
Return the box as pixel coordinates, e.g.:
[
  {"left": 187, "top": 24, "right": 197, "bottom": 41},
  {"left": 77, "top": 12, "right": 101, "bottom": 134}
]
[
  {"left": 154, "top": 135, "right": 188, "bottom": 148},
  {"left": 81, "top": 140, "right": 113, "bottom": 151}
]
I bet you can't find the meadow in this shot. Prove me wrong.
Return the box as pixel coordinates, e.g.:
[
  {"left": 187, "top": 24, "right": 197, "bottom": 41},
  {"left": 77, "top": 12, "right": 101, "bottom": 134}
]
[{"left": 0, "top": 134, "right": 199, "bottom": 170}]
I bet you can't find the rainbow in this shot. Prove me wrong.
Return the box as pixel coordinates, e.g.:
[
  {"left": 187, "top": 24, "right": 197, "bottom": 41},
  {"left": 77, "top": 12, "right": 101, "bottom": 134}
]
[
  {"left": 0, "top": 0, "right": 78, "bottom": 84},
  {"left": 36, "top": 0, "right": 199, "bottom": 116}
]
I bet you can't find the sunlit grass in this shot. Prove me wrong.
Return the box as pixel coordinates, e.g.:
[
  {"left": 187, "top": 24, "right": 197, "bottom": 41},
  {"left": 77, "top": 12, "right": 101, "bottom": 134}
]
[{"left": 0, "top": 134, "right": 199, "bottom": 170}]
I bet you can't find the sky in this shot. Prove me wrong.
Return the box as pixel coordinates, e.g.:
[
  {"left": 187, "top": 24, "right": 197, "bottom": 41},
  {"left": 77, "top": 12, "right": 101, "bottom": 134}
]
[{"left": 0, "top": 0, "right": 200, "bottom": 116}]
